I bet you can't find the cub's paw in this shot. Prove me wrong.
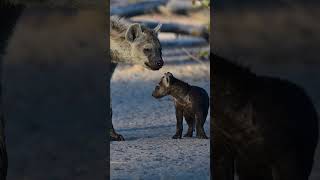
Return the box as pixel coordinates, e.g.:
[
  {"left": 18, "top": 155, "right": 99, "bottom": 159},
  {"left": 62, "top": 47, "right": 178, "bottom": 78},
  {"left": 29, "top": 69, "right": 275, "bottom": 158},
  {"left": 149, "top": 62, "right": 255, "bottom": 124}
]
[
  {"left": 172, "top": 134, "right": 182, "bottom": 139},
  {"left": 183, "top": 133, "right": 193, "bottom": 137}
]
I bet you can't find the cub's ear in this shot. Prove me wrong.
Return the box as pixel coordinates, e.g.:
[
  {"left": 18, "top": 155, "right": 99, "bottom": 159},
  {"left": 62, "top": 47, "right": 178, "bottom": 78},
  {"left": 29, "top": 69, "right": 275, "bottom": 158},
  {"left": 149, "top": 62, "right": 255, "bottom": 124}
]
[
  {"left": 153, "top": 23, "right": 162, "bottom": 34},
  {"left": 125, "top": 23, "right": 142, "bottom": 42},
  {"left": 164, "top": 72, "right": 173, "bottom": 87},
  {"left": 165, "top": 72, "right": 173, "bottom": 77}
]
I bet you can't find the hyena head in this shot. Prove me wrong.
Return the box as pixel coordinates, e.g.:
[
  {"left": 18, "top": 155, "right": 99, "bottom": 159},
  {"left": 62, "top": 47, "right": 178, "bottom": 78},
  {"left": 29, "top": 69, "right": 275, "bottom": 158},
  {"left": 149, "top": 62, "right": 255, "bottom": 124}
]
[
  {"left": 152, "top": 72, "right": 174, "bottom": 98},
  {"left": 125, "top": 23, "right": 164, "bottom": 70}
]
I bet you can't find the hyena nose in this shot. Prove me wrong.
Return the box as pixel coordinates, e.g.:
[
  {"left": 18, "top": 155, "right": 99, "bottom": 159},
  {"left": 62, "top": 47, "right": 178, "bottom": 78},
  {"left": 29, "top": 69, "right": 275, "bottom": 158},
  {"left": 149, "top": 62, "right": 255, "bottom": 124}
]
[{"left": 156, "top": 60, "right": 164, "bottom": 67}]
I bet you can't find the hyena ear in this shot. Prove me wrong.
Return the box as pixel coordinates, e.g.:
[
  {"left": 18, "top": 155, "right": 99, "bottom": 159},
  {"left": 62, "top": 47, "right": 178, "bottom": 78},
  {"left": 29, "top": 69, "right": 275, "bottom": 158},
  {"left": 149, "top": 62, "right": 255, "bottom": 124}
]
[
  {"left": 153, "top": 23, "right": 162, "bottom": 34},
  {"left": 126, "top": 23, "right": 142, "bottom": 43},
  {"left": 164, "top": 72, "right": 173, "bottom": 87}
]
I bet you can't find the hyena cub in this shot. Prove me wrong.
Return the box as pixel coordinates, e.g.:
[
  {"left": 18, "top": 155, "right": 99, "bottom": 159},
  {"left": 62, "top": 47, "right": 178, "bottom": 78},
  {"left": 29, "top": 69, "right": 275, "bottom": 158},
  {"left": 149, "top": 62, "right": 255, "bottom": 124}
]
[{"left": 152, "top": 72, "right": 209, "bottom": 139}]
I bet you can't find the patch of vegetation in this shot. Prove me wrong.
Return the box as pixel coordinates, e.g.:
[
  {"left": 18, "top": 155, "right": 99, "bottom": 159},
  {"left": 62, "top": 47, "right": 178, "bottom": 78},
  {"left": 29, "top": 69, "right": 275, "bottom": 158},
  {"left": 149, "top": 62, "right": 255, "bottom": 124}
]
[{"left": 192, "top": 0, "right": 210, "bottom": 8}]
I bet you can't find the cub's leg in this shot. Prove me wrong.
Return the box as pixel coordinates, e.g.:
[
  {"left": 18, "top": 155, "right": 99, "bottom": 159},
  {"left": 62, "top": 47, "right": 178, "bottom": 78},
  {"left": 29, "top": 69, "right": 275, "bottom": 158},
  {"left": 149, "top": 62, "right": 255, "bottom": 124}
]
[
  {"left": 172, "top": 105, "right": 183, "bottom": 139},
  {"left": 183, "top": 113, "right": 194, "bottom": 137},
  {"left": 195, "top": 112, "right": 208, "bottom": 139}
]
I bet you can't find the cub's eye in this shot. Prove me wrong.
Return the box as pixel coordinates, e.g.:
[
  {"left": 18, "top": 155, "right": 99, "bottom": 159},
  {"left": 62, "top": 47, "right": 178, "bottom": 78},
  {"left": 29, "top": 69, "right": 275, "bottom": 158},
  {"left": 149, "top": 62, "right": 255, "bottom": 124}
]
[{"left": 143, "top": 48, "right": 151, "bottom": 53}]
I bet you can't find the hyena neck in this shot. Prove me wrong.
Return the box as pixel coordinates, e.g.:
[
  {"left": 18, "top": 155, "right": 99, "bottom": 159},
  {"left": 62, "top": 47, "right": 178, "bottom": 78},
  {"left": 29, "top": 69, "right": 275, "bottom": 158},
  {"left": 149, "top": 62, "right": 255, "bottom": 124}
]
[
  {"left": 110, "top": 43, "right": 132, "bottom": 64},
  {"left": 169, "top": 79, "right": 191, "bottom": 103},
  {"left": 110, "top": 16, "right": 134, "bottom": 64}
]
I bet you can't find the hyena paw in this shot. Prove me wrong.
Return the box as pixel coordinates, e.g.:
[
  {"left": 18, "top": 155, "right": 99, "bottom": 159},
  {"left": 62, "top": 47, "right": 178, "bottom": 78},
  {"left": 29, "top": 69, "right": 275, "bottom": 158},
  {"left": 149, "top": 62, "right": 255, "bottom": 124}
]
[
  {"left": 111, "top": 133, "right": 125, "bottom": 141},
  {"left": 172, "top": 134, "right": 182, "bottom": 139}
]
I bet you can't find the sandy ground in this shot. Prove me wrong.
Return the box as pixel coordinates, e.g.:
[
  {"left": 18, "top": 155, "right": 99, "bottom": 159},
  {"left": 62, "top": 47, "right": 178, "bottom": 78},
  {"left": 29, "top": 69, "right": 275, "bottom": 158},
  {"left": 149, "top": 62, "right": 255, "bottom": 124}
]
[{"left": 110, "top": 46, "right": 210, "bottom": 179}]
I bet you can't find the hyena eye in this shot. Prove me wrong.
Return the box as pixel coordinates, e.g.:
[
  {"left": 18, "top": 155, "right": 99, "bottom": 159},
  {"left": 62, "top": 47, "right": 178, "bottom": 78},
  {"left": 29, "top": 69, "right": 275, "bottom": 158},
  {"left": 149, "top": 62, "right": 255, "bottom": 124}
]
[
  {"left": 156, "top": 86, "right": 160, "bottom": 90},
  {"left": 143, "top": 48, "right": 152, "bottom": 54}
]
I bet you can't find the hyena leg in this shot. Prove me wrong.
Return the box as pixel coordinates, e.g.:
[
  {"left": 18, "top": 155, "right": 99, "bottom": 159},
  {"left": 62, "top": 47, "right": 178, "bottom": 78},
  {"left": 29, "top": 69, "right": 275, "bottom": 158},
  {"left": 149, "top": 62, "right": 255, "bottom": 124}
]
[
  {"left": 183, "top": 114, "right": 194, "bottom": 137},
  {"left": 109, "top": 108, "right": 124, "bottom": 141},
  {"left": 195, "top": 112, "right": 208, "bottom": 139},
  {"left": 0, "top": 3, "right": 25, "bottom": 179},
  {"left": 109, "top": 62, "right": 124, "bottom": 141}
]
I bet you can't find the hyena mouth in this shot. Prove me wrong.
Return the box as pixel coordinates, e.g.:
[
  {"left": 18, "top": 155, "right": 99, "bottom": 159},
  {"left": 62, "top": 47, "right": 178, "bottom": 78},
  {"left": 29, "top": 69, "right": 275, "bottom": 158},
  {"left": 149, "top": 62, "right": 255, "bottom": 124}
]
[{"left": 145, "top": 62, "right": 162, "bottom": 71}]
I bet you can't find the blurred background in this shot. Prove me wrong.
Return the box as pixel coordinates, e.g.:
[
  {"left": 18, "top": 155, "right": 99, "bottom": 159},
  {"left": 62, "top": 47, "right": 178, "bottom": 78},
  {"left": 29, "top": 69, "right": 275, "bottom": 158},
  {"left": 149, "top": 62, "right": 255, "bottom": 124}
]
[
  {"left": 213, "top": 1, "right": 320, "bottom": 179},
  {"left": 110, "top": 0, "right": 210, "bottom": 179},
  {"left": 3, "top": 7, "right": 107, "bottom": 179}
]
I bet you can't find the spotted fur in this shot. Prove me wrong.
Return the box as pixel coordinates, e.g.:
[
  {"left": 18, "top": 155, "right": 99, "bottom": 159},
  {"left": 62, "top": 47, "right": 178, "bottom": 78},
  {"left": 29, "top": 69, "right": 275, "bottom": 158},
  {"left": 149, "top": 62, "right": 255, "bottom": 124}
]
[{"left": 110, "top": 15, "right": 163, "bottom": 70}]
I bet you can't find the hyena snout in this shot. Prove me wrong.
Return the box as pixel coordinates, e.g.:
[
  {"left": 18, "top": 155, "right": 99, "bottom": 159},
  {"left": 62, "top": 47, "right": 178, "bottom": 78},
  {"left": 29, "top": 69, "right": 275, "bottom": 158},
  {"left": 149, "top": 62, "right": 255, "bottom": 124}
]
[
  {"left": 146, "top": 57, "right": 164, "bottom": 70},
  {"left": 156, "top": 59, "right": 164, "bottom": 68}
]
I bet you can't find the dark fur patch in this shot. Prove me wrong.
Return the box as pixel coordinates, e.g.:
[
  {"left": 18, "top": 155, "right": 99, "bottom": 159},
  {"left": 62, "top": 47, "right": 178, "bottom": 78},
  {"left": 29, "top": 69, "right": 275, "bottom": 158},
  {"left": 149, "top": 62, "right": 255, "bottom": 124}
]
[{"left": 211, "top": 53, "right": 319, "bottom": 179}]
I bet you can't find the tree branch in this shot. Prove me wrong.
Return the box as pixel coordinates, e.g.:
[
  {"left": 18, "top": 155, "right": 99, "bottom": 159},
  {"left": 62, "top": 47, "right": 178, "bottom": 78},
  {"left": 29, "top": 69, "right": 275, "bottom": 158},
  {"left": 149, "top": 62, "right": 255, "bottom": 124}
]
[{"left": 160, "top": 38, "right": 208, "bottom": 47}]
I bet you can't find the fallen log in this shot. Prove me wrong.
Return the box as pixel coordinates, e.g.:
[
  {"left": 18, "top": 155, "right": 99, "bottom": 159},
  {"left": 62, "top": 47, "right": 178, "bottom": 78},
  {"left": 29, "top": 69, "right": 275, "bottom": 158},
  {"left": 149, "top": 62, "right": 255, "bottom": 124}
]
[
  {"left": 110, "top": 0, "right": 169, "bottom": 17},
  {"left": 160, "top": 38, "right": 208, "bottom": 47},
  {"left": 134, "top": 20, "right": 209, "bottom": 41},
  {"left": 163, "top": 0, "right": 204, "bottom": 15}
]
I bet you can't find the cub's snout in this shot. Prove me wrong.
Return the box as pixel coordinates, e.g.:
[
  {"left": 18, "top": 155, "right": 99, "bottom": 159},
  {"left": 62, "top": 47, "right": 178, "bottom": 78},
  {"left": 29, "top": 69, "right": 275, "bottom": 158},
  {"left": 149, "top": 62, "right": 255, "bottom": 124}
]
[
  {"left": 152, "top": 85, "right": 163, "bottom": 98},
  {"left": 152, "top": 72, "right": 173, "bottom": 98}
]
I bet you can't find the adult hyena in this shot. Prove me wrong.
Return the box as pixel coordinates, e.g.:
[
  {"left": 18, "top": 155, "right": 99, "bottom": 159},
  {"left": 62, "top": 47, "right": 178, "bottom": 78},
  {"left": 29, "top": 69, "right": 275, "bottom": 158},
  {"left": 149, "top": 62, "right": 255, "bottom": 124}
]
[
  {"left": 110, "top": 16, "right": 163, "bottom": 141},
  {"left": 0, "top": 5, "right": 163, "bottom": 180},
  {"left": 211, "top": 53, "right": 319, "bottom": 180}
]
